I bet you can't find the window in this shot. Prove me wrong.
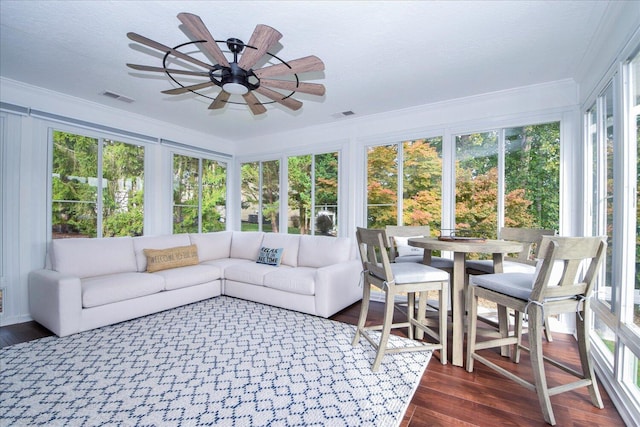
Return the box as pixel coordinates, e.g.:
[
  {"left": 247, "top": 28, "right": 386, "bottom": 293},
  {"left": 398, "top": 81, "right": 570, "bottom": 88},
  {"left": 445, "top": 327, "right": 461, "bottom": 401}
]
[
  {"left": 366, "top": 137, "right": 442, "bottom": 230},
  {"left": 587, "top": 48, "right": 640, "bottom": 418},
  {"left": 241, "top": 160, "right": 279, "bottom": 232},
  {"left": 455, "top": 123, "right": 560, "bottom": 241},
  {"left": 288, "top": 152, "right": 339, "bottom": 235},
  {"left": 172, "top": 153, "right": 227, "bottom": 234},
  {"left": 51, "top": 130, "right": 144, "bottom": 238}
]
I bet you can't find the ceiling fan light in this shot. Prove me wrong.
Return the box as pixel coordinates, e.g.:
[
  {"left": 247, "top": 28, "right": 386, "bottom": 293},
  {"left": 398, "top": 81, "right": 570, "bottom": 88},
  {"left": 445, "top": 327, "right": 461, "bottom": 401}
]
[{"left": 222, "top": 82, "right": 249, "bottom": 95}]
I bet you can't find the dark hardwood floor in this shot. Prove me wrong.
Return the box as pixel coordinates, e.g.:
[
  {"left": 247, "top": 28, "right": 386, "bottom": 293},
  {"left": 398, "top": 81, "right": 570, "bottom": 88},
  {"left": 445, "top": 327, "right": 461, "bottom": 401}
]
[{"left": 1, "top": 301, "right": 626, "bottom": 426}]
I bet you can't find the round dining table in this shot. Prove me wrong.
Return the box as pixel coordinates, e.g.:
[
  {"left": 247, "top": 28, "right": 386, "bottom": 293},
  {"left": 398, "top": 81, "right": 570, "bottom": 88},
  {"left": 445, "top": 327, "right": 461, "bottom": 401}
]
[{"left": 408, "top": 237, "right": 523, "bottom": 367}]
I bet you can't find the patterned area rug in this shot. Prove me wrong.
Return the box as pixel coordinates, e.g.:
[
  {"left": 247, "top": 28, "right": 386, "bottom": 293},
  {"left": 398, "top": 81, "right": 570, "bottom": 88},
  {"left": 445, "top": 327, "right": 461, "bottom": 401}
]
[{"left": 1, "top": 297, "right": 431, "bottom": 426}]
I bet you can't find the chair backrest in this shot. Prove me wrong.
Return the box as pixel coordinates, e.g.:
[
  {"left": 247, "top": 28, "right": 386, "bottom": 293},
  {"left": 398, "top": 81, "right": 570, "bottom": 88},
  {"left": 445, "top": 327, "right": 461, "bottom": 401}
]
[
  {"left": 385, "top": 225, "right": 431, "bottom": 262},
  {"left": 530, "top": 236, "right": 607, "bottom": 302},
  {"left": 356, "top": 227, "right": 394, "bottom": 287},
  {"left": 500, "top": 227, "right": 556, "bottom": 265}
]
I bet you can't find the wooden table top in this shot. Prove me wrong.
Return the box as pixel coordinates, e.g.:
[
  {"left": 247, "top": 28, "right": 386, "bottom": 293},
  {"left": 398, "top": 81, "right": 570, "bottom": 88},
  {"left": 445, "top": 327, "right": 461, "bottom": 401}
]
[{"left": 408, "top": 236, "right": 523, "bottom": 253}]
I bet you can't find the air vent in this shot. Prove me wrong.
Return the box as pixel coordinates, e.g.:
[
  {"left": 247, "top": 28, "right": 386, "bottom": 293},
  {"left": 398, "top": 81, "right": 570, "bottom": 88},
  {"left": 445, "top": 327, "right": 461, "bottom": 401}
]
[
  {"left": 330, "top": 110, "right": 356, "bottom": 119},
  {"left": 102, "top": 91, "right": 135, "bottom": 103}
]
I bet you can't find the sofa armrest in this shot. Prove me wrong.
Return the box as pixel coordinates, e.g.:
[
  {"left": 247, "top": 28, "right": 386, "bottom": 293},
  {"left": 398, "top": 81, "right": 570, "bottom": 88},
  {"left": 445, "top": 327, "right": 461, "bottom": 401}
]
[
  {"left": 28, "top": 269, "right": 83, "bottom": 337},
  {"left": 314, "top": 260, "right": 363, "bottom": 317}
]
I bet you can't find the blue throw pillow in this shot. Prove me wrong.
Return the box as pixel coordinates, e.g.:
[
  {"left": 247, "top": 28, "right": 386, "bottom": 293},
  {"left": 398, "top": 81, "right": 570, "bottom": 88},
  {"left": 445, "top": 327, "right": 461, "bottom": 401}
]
[{"left": 256, "top": 247, "right": 284, "bottom": 266}]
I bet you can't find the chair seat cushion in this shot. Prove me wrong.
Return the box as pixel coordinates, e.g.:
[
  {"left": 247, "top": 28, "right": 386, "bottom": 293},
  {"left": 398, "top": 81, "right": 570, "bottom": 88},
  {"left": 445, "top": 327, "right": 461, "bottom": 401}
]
[
  {"left": 466, "top": 259, "right": 536, "bottom": 274},
  {"left": 389, "top": 263, "right": 449, "bottom": 284},
  {"left": 395, "top": 255, "right": 454, "bottom": 270},
  {"left": 470, "top": 273, "right": 534, "bottom": 300}
]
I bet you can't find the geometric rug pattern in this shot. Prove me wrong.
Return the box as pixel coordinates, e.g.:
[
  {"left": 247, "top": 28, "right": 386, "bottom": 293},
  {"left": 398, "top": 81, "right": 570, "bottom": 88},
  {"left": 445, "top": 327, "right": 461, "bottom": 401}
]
[{"left": 1, "top": 296, "right": 431, "bottom": 426}]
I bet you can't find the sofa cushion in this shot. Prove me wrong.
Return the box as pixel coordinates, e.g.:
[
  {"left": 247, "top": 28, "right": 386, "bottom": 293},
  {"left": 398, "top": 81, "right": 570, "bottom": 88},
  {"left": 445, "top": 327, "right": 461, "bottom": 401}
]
[
  {"left": 230, "top": 232, "right": 264, "bottom": 260},
  {"left": 298, "top": 235, "right": 352, "bottom": 268},
  {"left": 200, "top": 258, "right": 253, "bottom": 275},
  {"left": 224, "top": 262, "right": 286, "bottom": 286},
  {"left": 189, "top": 231, "right": 233, "bottom": 261},
  {"left": 144, "top": 245, "right": 199, "bottom": 273},
  {"left": 263, "top": 267, "right": 316, "bottom": 296},
  {"left": 81, "top": 272, "right": 165, "bottom": 308},
  {"left": 133, "top": 234, "right": 191, "bottom": 272},
  {"left": 261, "top": 233, "right": 300, "bottom": 267},
  {"left": 150, "top": 264, "right": 222, "bottom": 291},
  {"left": 52, "top": 237, "right": 137, "bottom": 278}
]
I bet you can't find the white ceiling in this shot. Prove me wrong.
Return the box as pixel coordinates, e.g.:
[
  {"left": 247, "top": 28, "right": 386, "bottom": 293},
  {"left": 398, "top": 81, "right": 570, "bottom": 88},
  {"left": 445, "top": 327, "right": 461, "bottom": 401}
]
[{"left": 0, "top": 1, "right": 613, "bottom": 142}]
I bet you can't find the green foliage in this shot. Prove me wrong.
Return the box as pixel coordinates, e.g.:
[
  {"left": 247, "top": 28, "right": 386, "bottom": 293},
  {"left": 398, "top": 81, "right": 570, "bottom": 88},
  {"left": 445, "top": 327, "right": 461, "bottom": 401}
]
[
  {"left": 173, "top": 155, "right": 226, "bottom": 233},
  {"left": 52, "top": 131, "right": 144, "bottom": 238},
  {"left": 367, "top": 125, "right": 560, "bottom": 240}
]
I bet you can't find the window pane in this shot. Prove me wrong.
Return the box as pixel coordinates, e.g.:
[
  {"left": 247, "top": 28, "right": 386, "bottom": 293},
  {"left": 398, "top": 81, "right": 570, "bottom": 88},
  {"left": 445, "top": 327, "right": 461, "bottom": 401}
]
[
  {"left": 594, "top": 315, "right": 615, "bottom": 363},
  {"left": 455, "top": 131, "right": 499, "bottom": 239},
  {"left": 201, "top": 159, "right": 226, "bottom": 232},
  {"left": 262, "top": 160, "right": 280, "bottom": 233},
  {"left": 288, "top": 155, "right": 312, "bottom": 235},
  {"left": 367, "top": 145, "right": 398, "bottom": 227},
  {"left": 402, "top": 138, "right": 442, "bottom": 231},
  {"left": 52, "top": 131, "right": 98, "bottom": 238},
  {"left": 241, "top": 162, "right": 259, "bottom": 231},
  {"left": 622, "top": 348, "right": 640, "bottom": 397},
  {"left": 504, "top": 123, "right": 560, "bottom": 231},
  {"left": 102, "top": 140, "right": 144, "bottom": 237},
  {"left": 633, "top": 53, "right": 640, "bottom": 329},
  {"left": 315, "top": 152, "right": 339, "bottom": 236},
  {"left": 173, "top": 154, "right": 199, "bottom": 233}
]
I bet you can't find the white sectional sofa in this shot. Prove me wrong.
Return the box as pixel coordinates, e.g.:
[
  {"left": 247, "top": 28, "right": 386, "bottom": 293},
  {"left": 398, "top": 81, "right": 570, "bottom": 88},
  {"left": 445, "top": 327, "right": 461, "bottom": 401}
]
[{"left": 28, "top": 231, "right": 362, "bottom": 337}]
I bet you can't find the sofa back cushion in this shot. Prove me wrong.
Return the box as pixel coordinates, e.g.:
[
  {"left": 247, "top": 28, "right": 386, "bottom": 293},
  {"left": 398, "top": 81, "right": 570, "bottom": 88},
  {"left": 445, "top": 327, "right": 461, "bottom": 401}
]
[
  {"left": 189, "top": 231, "right": 233, "bottom": 261},
  {"left": 132, "top": 234, "right": 191, "bottom": 272},
  {"left": 51, "top": 236, "right": 137, "bottom": 278},
  {"left": 230, "top": 232, "right": 264, "bottom": 260},
  {"left": 261, "top": 233, "right": 300, "bottom": 267},
  {"left": 298, "top": 235, "right": 353, "bottom": 268}
]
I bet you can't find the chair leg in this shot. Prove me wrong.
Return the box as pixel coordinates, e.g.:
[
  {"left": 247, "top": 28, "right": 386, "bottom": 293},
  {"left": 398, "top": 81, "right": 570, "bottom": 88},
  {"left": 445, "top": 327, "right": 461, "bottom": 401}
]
[
  {"left": 352, "top": 281, "right": 371, "bottom": 346},
  {"left": 372, "top": 289, "right": 396, "bottom": 372},
  {"left": 439, "top": 283, "right": 448, "bottom": 365},
  {"left": 415, "top": 291, "right": 427, "bottom": 340},
  {"left": 407, "top": 292, "right": 416, "bottom": 340},
  {"left": 544, "top": 316, "right": 553, "bottom": 342},
  {"left": 466, "top": 285, "right": 478, "bottom": 372},
  {"left": 513, "top": 310, "right": 523, "bottom": 363},
  {"left": 498, "top": 304, "right": 510, "bottom": 357},
  {"left": 576, "top": 306, "right": 604, "bottom": 409},
  {"left": 528, "top": 304, "right": 556, "bottom": 425}
]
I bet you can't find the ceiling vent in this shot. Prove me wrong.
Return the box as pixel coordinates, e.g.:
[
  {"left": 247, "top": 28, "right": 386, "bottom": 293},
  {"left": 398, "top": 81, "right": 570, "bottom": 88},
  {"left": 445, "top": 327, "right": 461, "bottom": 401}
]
[
  {"left": 102, "top": 90, "right": 135, "bottom": 103},
  {"left": 330, "top": 110, "right": 355, "bottom": 119}
]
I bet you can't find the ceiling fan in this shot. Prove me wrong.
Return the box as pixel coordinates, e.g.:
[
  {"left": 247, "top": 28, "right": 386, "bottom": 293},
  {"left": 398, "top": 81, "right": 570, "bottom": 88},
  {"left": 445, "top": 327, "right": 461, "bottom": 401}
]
[{"left": 126, "top": 12, "right": 325, "bottom": 115}]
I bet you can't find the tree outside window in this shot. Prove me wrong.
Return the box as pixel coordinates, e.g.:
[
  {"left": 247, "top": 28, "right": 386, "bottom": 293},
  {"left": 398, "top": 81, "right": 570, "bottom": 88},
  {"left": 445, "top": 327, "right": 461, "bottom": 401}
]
[
  {"left": 288, "top": 152, "right": 339, "bottom": 236},
  {"left": 51, "top": 130, "right": 144, "bottom": 238},
  {"left": 173, "top": 153, "right": 226, "bottom": 234}
]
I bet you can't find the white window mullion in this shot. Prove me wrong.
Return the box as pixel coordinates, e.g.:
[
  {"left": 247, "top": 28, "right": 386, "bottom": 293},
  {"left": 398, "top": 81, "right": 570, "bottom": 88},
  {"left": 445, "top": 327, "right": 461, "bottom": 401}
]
[
  {"left": 397, "top": 143, "right": 404, "bottom": 225},
  {"left": 96, "top": 138, "right": 104, "bottom": 238},
  {"left": 197, "top": 158, "right": 203, "bottom": 233},
  {"left": 310, "top": 155, "right": 316, "bottom": 235},
  {"left": 497, "top": 129, "right": 505, "bottom": 233}
]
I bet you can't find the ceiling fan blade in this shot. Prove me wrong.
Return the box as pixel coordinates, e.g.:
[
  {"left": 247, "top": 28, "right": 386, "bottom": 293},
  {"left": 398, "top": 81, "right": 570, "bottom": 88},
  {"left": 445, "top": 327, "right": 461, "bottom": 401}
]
[
  {"left": 127, "top": 32, "right": 214, "bottom": 70},
  {"left": 127, "top": 63, "right": 210, "bottom": 76},
  {"left": 253, "top": 55, "right": 324, "bottom": 78},
  {"left": 161, "top": 81, "right": 215, "bottom": 95},
  {"left": 259, "top": 79, "right": 325, "bottom": 96},
  {"left": 177, "top": 13, "right": 230, "bottom": 67},
  {"left": 254, "top": 86, "right": 303, "bottom": 111},
  {"left": 209, "top": 91, "right": 230, "bottom": 109},
  {"left": 237, "top": 24, "right": 282, "bottom": 70},
  {"left": 243, "top": 92, "right": 267, "bottom": 115}
]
